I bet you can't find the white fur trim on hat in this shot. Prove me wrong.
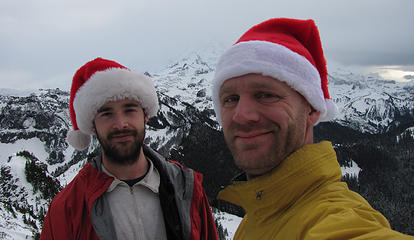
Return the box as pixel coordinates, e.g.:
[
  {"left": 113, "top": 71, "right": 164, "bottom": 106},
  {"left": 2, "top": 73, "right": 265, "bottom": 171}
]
[
  {"left": 212, "top": 41, "right": 334, "bottom": 125},
  {"left": 73, "top": 68, "right": 159, "bottom": 135},
  {"left": 66, "top": 129, "right": 92, "bottom": 150}
]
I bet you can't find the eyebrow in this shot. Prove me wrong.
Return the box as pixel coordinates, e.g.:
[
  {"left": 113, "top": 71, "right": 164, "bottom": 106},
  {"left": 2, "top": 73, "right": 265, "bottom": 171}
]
[
  {"left": 248, "top": 81, "right": 275, "bottom": 89},
  {"left": 219, "top": 87, "right": 234, "bottom": 97},
  {"left": 97, "top": 106, "right": 112, "bottom": 113},
  {"left": 97, "top": 102, "right": 141, "bottom": 113},
  {"left": 219, "top": 81, "right": 276, "bottom": 96},
  {"left": 123, "top": 103, "right": 140, "bottom": 108}
]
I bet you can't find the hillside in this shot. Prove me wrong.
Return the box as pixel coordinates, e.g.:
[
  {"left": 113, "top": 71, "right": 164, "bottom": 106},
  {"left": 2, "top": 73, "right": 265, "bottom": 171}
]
[{"left": 1, "top": 50, "right": 414, "bottom": 238}]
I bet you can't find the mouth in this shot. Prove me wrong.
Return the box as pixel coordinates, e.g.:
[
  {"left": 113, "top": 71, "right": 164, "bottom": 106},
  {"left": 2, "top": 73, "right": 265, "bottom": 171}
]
[
  {"left": 235, "top": 131, "right": 273, "bottom": 141},
  {"left": 109, "top": 131, "right": 136, "bottom": 142}
]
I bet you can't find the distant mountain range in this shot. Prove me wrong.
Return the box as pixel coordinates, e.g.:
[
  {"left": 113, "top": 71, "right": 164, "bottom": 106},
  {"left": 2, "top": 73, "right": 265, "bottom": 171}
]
[{"left": 1, "top": 49, "right": 413, "bottom": 239}]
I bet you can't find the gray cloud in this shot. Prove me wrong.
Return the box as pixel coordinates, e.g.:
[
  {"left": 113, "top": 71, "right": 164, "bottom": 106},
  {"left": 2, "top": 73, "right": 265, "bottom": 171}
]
[
  {"left": 0, "top": 0, "right": 413, "bottom": 90},
  {"left": 404, "top": 75, "right": 414, "bottom": 80}
]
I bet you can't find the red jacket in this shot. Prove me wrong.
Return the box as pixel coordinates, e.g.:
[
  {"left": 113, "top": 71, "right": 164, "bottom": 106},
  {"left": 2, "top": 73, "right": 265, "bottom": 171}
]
[{"left": 40, "top": 146, "right": 218, "bottom": 240}]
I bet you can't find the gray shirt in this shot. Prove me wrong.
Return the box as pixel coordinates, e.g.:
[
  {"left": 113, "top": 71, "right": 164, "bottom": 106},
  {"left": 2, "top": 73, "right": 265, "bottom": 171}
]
[{"left": 102, "top": 160, "right": 168, "bottom": 240}]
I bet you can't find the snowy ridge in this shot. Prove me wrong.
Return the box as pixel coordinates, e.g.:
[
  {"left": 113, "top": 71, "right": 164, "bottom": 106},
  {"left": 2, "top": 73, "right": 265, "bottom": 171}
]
[
  {"left": 1, "top": 47, "right": 414, "bottom": 239},
  {"left": 154, "top": 48, "right": 414, "bottom": 134},
  {"left": 153, "top": 52, "right": 216, "bottom": 113},
  {"left": 330, "top": 69, "right": 414, "bottom": 133}
]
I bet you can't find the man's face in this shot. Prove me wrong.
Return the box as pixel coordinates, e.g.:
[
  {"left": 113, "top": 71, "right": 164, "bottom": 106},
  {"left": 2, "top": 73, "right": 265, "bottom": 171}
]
[
  {"left": 219, "top": 74, "right": 317, "bottom": 178},
  {"left": 93, "top": 99, "right": 147, "bottom": 165}
]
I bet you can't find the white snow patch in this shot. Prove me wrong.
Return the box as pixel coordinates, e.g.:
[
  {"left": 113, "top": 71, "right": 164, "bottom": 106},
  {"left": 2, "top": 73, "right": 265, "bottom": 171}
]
[
  {"left": 22, "top": 118, "right": 36, "bottom": 129},
  {"left": 341, "top": 160, "right": 361, "bottom": 177},
  {"left": 8, "top": 156, "right": 29, "bottom": 186},
  {"left": 0, "top": 138, "right": 48, "bottom": 165},
  {"left": 213, "top": 209, "right": 242, "bottom": 239},
  {"left": 57, "top": 159, "right": 87, "bottom": 187}
]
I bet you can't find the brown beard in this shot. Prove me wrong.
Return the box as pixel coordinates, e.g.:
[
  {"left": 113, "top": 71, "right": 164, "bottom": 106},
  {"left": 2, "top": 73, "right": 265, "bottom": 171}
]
[{"left": 96, "top": 128, "right": 145, "bottom": 166}]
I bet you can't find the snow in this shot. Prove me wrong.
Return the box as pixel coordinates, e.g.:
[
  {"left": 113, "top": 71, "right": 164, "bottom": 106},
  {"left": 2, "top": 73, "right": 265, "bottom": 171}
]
[
  {"left": 0, "top": 138, "right": 48, "bottom": 166},
  {"left": 2, "top": 47, "right": 414, "bottom": 239},
  {"left": 395, "top": 127, "right": 414, "bottom": 143},
  {"left": 7, "top": 156, "right": 29, "bottom": 187},
  {"left": 0, "top": 142, "right": 50, "bottom": 239},
  {"left": 0, "top": 137, "right": 243, "bottom": 240},
  {"left": 56, "top": 159, "right": 87, "bottom": 186},
  {"left": 328, "top": 67, "right": 414, "bottom": 133},
  {"left": 22, "top": 117, "right": 36, "bottom": 129},
  {"left": 214, "top": 210, "right": 243, "bottom": 239},
  {"left": 341, "top": 160, "right": 361, "bottom": 177},
  {"left": 153, "top": 52, "right": 216, "bottom": 112},
  {"left": 4, "top": 229, "right": 32, "bottom": 240},
  {"left": 0, "top": 210, "right": 33, "bottom": 240}
]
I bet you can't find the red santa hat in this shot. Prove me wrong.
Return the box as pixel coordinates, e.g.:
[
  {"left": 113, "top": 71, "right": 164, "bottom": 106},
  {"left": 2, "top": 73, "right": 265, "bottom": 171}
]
[
  {"left": 212, "top": 18, "right": 337, "bottom": 124},
  {"left": 66, "top": 57, "right": 159, "bottom": 150}
]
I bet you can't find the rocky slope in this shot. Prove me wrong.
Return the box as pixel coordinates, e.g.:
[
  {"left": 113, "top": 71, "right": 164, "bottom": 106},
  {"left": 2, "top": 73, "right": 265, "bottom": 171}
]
[{"left": 1, "top": 50, "right": 414, "bottom": 238}]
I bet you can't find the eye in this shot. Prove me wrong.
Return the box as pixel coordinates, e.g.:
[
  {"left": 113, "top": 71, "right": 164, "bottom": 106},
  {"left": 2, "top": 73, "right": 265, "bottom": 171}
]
[
  {"left": 126, "top": 108, "right": 137, "bottom": 112},
  {"left": 98, "top": 111, "right": 112, "bottom": 117},
  {"left": 222, "top": 95, "right": 239, "bottom": 107},
  {"left": 255, "top": 92, "right": 281, "bottom": 103},
  {"left": 124, "top": 107, "right": 141, "bottom": 116}
]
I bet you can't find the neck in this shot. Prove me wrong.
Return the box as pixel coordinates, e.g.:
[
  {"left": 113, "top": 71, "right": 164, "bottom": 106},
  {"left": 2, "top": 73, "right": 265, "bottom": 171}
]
[
  {"left": 303, "top": 124, "right": 315, "bottom": 146},
  {"left": 102, "top": 148, "right": 149, "bottom": 180}
]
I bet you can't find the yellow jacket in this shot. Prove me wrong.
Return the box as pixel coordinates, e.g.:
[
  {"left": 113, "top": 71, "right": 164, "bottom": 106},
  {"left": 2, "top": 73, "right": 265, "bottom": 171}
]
[{"left": 218, "top": 141, "right": 413, "bottom": 239}]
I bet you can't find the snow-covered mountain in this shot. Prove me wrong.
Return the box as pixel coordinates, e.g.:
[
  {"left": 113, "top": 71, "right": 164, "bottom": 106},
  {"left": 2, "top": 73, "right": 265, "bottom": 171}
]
[
  {"left": 151, "top": 50, "right": 414, "bottom": 135},
  {"left": 330, "top": 69, "right": 414, "bottom": 133},
  {"left": 1, "top": 48, "right": 414, "bottom": 239}
]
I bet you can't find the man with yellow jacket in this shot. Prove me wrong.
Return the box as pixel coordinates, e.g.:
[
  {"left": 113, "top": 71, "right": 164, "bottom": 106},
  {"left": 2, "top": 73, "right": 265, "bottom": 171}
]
[{"left": 211, "top": 18, "right": 413, "bottom": 239}]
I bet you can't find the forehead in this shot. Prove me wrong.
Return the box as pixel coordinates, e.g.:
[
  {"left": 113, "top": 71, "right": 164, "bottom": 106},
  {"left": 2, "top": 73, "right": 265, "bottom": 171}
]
[
  {"left": 99, "top": 98, "right": 142, "bottom": 109},
  {"left": 219, "top": 73, "right": 294, "bottom": 94}
]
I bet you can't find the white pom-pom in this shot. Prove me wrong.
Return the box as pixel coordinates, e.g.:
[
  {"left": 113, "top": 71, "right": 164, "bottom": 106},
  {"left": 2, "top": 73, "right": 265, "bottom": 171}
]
[
  {"left": 66, "top": 129, "right": 91, "bottom": 150},
  {"left": 316, "top": 99, "right": 338, "bottom": 124},
  {"left": 323, "top": 99, "right": 338, "bottom": 121}
]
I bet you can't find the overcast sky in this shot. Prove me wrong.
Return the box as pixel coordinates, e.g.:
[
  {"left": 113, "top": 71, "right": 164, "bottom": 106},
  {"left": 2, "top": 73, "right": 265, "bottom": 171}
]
[{"left": 1, "top": 0, "right": 413, "bottom": 91}]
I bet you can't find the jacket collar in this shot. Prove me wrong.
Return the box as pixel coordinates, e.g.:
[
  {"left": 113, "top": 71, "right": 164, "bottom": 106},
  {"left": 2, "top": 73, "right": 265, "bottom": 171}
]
[{"left": 217, "top": 141, "right": 341, "bottom": 223}]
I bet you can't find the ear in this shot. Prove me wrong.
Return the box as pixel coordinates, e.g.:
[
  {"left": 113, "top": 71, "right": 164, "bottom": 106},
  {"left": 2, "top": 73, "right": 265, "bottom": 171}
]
[
  {"left": 144, "top": 112, "right": 149, "bottom": 124},
  {"left": 302, "top": 107, "right": 320, "bottom": 145},
  {"left": 308, "top": 107, "right": 320, "bottom": 126},
  {"left": 92, "top": 121, "right": 97, "bottom": 133}
]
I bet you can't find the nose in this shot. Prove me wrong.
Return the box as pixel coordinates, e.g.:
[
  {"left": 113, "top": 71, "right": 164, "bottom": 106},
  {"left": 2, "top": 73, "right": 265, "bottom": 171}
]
[
  {"left": 112, "top": 113, "right": 129, "bottom": 130},
  {"left": 232, "top": 97, "right": 260, "bottom": 124}
]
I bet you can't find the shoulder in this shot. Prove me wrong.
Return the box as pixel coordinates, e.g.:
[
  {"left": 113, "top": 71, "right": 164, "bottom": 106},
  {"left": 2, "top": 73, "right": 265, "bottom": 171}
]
[
  {"left": 144, "top": 145, "right": 196, "bottom": 177},
  {"left": 303, "top": 207, "right": 408, "bottom": 240},
  {"left": 295, "top": 182, "right": 397, "bottom": 238},
  {"left": 49, "top": 162, "right": 110, "bottom": 210},
  {"left": 48, "top": 163, "right": 90, "bottom": 208},
  {"left": 299, "top": 181, "right": 379, "bottom": 217}
]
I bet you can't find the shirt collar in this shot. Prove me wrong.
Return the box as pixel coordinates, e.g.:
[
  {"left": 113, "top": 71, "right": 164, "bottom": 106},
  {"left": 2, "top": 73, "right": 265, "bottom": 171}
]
[{"left": 103, "top": 158, "right": 160, "bottom": 194}]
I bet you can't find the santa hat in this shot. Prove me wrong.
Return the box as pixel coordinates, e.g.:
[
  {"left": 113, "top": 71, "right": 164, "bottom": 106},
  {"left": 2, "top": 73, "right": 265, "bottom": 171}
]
[
  {"left": 66, "top": 57, "right": 159, "bottom": 150},
  {"left": 212, "top": 18, "right": 337, "bottom": 124}
]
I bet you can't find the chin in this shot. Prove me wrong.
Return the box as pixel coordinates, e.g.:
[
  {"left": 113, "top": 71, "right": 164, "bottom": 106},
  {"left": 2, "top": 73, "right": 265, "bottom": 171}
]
[{"left": 236, "top": 156, "right": 281, "bottom": 176}]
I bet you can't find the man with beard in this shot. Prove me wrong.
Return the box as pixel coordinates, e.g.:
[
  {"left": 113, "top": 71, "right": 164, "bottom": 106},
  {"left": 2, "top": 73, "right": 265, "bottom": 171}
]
[
  {"left": 211, "top": 18, "right": 413, "bottom": 239},
  {"left": 40, "top": 58, "right": 218, "bottom": 240}
]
